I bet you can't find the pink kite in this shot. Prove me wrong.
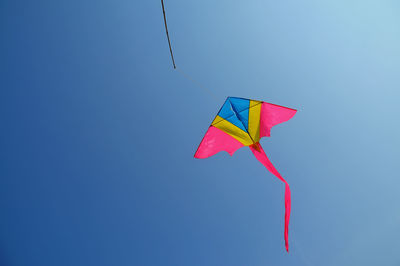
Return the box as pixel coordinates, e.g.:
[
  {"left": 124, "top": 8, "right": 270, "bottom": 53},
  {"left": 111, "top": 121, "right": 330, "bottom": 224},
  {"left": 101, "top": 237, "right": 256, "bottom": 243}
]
[{"left": 195, "top": 97, "right": 297, "bottom": 252}]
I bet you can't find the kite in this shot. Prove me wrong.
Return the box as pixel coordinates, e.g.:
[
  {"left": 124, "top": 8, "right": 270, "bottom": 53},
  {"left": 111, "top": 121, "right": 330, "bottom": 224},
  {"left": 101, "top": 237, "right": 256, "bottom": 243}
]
[{"left": 194, "top": 97, "right": 297, "bottom": 252}]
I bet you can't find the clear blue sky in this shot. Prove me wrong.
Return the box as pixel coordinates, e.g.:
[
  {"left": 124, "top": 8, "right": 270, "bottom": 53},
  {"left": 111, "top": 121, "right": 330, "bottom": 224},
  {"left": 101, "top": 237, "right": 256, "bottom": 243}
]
[{"left": 1, "top": 1, "right": 400, "bottom": 265}]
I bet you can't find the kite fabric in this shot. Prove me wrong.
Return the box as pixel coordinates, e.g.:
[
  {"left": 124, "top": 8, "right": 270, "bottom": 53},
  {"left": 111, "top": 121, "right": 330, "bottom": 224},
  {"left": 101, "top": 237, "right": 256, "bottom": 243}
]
[{"left": 194, "top": 97, "right": 296, "bottom": 252}]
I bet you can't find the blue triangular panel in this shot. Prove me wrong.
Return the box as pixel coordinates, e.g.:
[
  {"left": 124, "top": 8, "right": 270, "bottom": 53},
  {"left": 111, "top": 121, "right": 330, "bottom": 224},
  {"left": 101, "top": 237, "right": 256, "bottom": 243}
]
[
  {"left": 218, "top": 99, "right": 234, "bottom": 120},
  {"left": 217, "top": 97, "right": 250, "bottom": 132},
  {"left": 228, "top": 97, "right": 250, "bottom": 113},
  {"left": 238, "top": 108, "right": 249, "bottom": 131}
]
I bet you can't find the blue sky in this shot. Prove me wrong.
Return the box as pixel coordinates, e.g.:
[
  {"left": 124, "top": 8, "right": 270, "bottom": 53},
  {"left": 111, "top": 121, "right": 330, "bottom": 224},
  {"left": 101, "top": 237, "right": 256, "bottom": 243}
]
[{"left": 1, "top": 0, "right": 400, "bottom": 265}]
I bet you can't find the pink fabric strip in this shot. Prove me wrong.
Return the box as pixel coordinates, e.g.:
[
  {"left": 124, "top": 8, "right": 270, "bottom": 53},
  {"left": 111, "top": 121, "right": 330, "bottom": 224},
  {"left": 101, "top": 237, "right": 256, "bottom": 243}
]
[{"left": 249, "top": 143, "right": 291, "bottom": 252}]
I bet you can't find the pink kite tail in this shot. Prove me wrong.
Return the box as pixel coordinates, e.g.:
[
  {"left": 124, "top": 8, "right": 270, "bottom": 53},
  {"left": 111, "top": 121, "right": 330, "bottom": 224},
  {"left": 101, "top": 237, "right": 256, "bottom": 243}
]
[{"left": 249, "top": 143, "right": 291, "bottom": 253}]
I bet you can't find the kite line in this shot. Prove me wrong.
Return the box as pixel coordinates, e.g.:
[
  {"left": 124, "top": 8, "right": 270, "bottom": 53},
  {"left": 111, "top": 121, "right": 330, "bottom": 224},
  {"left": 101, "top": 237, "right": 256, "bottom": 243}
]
[
  {"left": 175, "top": 67, "right": 219, "bottom": 101},
  {"left": 160, "top": 0, "right": 219, "bottom": 101},
  {"left": 161, "top": 0, "right": 176, "bottom": 69}
]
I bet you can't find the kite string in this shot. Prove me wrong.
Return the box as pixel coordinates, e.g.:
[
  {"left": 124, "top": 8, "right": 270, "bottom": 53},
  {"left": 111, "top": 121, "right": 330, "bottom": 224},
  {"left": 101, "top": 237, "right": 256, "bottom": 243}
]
[
  {"left": 161, "top": 0, "right": 176, "bottom": 69},
  {"left": 161, "top": 0, "right": 220, "bottom": 101},
  {"left": 175, "top": 67, "right": 220, "bottom": 102}
]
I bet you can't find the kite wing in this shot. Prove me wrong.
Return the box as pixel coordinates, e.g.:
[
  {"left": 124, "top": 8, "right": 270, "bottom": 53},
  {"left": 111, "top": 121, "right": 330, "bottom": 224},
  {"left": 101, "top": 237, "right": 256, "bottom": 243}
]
[
  {"left": 194, "top": 126, "right": 244, "bottom": 158},
  {"left": 260, "top": 102, "right": 297, "bottom": 138}
]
